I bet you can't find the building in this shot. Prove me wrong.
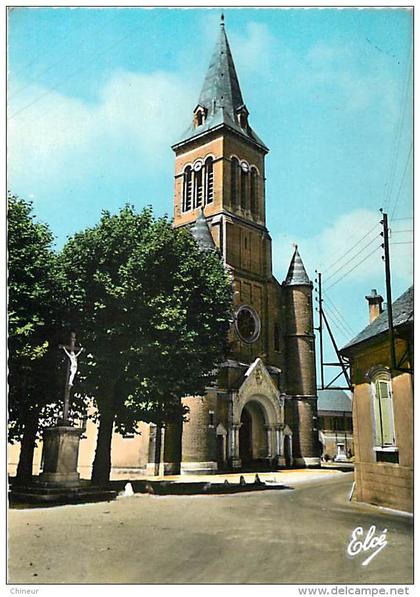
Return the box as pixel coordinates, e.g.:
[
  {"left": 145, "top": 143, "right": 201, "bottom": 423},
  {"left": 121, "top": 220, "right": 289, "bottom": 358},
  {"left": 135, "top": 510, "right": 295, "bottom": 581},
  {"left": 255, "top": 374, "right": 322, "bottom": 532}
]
[
  {"left": 317, "top": 390, "right": 353, "bottom": 462},
  {"left": 158, "top": 17, "right": 319, "bottom": 474},
  {"left": 340, "top": 286, "right": 413, "bottom": 512},
  {"left": 8, "top": 18, "right": 320, "bottom": 479}
]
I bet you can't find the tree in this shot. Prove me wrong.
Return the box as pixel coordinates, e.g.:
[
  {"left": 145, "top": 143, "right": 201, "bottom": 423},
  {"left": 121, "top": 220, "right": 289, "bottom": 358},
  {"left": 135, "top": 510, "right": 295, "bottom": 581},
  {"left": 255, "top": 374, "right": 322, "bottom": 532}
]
[
  {"left": 59, "top": 206, "right": 232, "bottom": 484},
  {"left": 8, "top": 195, "right": 64, "bottom": 482}
]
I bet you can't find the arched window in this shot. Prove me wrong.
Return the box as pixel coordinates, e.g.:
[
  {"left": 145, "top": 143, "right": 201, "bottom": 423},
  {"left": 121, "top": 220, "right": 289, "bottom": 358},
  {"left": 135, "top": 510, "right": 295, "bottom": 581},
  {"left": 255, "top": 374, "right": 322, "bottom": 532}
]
[
  {"left": 250, "top": 167, "right": 258, "bottom": 217},
  {"left": 205, "top": 157, "right": 214, "bottom": 204},
  {"left": 231, "top": 157, "right": 239, "bottom": 207},
  {"left": 240, "top": 167, "right": 248, "bottom": 211},
  {"left": 194, "top": 164, "right": 204, "bottom": 208},
  {"left": 183, "top": 166, "right": 192, "bottom": 212}
]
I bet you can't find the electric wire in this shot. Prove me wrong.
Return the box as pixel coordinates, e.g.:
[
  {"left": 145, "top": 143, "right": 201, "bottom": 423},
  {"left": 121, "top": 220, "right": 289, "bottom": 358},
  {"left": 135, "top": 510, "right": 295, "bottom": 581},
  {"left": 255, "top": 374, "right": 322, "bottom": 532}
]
[
  {"left": 322, "top": 304, "right": 351, "bottom": 341},
  {"left": 321, "top": 221, "right": 379, "bottom": 275},
  {"left": 389, "top": 143, "right": 413, "bottom": 221},
  {"left": 9, "top": 20, "right": 146, "bottom": 119},
  {"left": 324, "top": 245, "right": 382, "bottom": 292},
  {"left": 9, "top": 12, "right": 124, "bottom": 100},
  {"left": 323, "top": 295, "right": 355, "bottom": 338},
  {"left": 323, "top": 234, "right": 381, "bottom": 284},
  {"left": 383, "top": 40, "right": 412, "bottom": 214}
]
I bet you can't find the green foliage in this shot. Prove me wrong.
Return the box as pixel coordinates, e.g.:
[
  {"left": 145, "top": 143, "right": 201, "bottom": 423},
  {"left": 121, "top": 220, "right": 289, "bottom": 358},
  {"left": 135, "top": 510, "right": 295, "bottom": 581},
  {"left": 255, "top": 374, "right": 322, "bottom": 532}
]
[
  {"left": 60, "top": 205, "right": 233, "bottom": 432},
  {"left": 8, "top": 194, "right": 60, "bottom": 441}
]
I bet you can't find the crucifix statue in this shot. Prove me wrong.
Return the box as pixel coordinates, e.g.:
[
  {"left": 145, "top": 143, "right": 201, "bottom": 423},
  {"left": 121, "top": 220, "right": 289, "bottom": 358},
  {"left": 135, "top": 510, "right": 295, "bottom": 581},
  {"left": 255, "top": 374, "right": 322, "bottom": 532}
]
[{"left": 58, "top": 331, "right": 83, "bottom": 424}]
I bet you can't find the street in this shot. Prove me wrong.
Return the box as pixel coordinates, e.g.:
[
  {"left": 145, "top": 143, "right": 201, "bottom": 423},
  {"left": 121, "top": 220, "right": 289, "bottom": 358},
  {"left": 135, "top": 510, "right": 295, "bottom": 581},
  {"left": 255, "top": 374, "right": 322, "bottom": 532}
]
[{"left": 8, "top": 475, "right": 413, "bottom": 584}]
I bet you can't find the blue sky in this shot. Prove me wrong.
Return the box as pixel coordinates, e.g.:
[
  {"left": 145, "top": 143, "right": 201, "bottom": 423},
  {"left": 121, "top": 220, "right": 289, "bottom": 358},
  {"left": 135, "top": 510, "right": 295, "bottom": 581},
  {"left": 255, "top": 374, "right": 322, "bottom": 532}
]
[{"left": 8, "top": 7, "right": 413, "bottom": 385}]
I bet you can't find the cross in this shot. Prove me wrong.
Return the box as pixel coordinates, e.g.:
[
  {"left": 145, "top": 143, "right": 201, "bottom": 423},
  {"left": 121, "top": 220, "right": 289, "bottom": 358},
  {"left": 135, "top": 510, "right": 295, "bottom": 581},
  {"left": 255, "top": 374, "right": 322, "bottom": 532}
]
[{"left": 58, "top": 331, "right": 83, "bottom": 425}]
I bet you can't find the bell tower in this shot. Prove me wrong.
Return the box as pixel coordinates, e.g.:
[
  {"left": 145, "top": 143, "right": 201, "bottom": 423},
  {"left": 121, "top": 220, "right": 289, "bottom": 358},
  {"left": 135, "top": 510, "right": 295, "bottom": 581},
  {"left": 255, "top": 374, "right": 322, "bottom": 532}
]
[
  {"left": 167, "top": 16, "right": 319, "bottom": 473},
  {"left": 172, "top": 17, "right": 281, "bottom": 369}
]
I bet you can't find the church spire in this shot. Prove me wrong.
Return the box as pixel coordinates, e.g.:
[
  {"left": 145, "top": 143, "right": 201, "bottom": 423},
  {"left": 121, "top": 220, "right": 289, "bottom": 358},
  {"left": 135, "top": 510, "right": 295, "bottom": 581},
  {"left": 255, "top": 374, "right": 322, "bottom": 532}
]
[
  {"left": 172, "top": 19, "right": 268, "bottom": 152},
  {"left": 283, "top": 245, "right": 312, "bottom": 286},
  {"left": 197, "top": 16, "right": 245, "bottom": 118}
]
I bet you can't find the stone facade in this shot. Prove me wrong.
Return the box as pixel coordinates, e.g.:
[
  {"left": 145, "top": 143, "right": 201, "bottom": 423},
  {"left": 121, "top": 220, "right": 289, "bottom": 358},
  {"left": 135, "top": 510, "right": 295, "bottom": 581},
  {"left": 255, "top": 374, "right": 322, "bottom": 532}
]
[{"left": 158, "top": 19, "right": 319, "bottom": 474}]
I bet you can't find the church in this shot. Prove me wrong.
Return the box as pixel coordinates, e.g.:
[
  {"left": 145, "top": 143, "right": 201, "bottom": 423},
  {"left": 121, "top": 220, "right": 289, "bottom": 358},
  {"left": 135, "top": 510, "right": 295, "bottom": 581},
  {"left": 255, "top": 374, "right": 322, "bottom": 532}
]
[
  {"left": 9, "top": 18, "right": 320, "bottom": 479},
  {"left": 146, "top": 17, "right": 320, "bottom": 474}
]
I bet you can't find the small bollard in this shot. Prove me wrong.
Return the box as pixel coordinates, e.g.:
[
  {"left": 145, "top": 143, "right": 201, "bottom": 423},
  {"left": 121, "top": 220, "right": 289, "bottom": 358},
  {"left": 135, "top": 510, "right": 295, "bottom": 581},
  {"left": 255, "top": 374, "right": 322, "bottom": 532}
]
[{"left": 239, "top": 475, "right": 246, "bottom": 486}]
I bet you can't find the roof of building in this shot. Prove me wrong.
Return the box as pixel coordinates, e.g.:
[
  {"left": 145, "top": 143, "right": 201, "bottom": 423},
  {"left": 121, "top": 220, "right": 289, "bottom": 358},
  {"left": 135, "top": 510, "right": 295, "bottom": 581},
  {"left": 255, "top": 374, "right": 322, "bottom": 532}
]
[
  {"left": 190, "top": 208, "right": 216, "bottom": 252},
  {"left": 283, "top": 246, "right": 311, "bottom": 286},
  {"left": 172, "top": 19, "right": 268, "bottom": 152},
  {"left": 341, "top": 285, "right": 413, "bottom": 353},
  {"left": 317, "top": 389, "right": 352, "bottom": 413}
]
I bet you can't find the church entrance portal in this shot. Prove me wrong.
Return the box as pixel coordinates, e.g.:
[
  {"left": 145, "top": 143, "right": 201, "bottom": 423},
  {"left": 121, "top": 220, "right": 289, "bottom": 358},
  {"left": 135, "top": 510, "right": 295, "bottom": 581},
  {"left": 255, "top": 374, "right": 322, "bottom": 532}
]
[{"left": 239, "top": 401, "right": 268, "bottom": 466}]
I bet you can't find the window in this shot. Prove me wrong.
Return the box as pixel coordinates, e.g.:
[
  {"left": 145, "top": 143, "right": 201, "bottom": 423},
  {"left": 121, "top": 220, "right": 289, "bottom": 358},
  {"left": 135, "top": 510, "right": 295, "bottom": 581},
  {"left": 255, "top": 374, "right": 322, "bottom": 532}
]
[
  {"left": 194, "top": 164, "right": 204, "bottom": 208},
  {"left": 371, "top": 371, "right": 396, "bottom": 449},
  {"left": 231, "top": 157, "right": 239, "bottom": 207},
  {"left": 205, "top": 157, "right": 214, "bottom": 204},
  {"left": 235, "top": 305, "right": 260, "bottom": 343},
  {"left": 250, "top": 167, "right": 258, "bottom": 217},
  {"left": 209, "top": 411, "right": 215, "bottom": 427},
  {"left": 193, "top": 106, "right": 206, "bottom": 128},
  {"left": 240, "top": 167, "right": 248, "bottom": 210},
  {"left": 183, "top": 166, "right": 192, "bottom": 212}
]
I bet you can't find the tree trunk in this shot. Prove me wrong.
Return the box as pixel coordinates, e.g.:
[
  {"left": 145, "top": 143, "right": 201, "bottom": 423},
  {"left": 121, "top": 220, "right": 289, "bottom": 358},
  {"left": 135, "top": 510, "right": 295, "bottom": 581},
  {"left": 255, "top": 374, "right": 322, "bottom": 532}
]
[
  {"left": 16, "top": 408, "right": 39, "bottom": 485},
  {"left": 91, "top": 405, "right": 115, "bottom": 486},
  {"left": 154, "top": 423, "right": 163, "bottom": 476}
]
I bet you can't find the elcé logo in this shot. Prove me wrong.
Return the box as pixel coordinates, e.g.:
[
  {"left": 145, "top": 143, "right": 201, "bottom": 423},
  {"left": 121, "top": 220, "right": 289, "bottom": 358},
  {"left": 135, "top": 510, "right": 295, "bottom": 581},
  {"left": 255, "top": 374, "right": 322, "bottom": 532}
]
[{"left": 347, "top": 525, "right": 388, "bottom": 566}]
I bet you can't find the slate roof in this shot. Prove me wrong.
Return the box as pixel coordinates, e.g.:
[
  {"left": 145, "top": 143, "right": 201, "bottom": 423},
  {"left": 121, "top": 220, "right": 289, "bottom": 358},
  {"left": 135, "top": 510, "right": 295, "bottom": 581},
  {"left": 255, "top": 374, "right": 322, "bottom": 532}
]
[
  {"left": 190, "top": 208, "right": 216, "bottom": 252},
  {"left": 283, "top": 246, "right": 312, "bottom": 286},
  {"left": 341, "top": 285, "right": 413, "bottom": 354},
  {"left": 317, "top": 389, "right": 352, "bottom": 413},
  {"left": 172, "top": 20, "right": 268, "bottom": 152}
]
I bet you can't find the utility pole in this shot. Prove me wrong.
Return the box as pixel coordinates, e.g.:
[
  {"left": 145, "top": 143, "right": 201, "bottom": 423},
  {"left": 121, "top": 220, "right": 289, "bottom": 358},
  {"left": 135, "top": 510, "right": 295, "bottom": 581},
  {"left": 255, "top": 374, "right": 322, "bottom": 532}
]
[
  {"left": 380, "top": 210, "right": 397, "bottom": 370},
  {"left": 316, "top": 271, "right": 325, "bottom": 390}
]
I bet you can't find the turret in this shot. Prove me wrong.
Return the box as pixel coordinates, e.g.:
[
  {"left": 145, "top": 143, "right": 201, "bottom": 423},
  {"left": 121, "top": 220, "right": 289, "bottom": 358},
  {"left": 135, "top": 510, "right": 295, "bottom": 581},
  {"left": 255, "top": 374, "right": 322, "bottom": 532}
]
[{"left": 283, "top": 246, "right": 319, "bottom": 466}]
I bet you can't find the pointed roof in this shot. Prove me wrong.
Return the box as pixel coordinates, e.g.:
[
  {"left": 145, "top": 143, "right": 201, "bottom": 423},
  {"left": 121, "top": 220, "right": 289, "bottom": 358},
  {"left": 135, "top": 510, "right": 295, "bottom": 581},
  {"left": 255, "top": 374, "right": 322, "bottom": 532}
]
[
  {"left": 198, "top": 18, "right": 244, "bottom": 116},
  {"left": 340, "top": 285, "right": 413, "bottom": 354},
  {"left": 283, "top": 246, "right": 312, "bottom": 286},
  {"left": 172, "top": 18, "right": 268, "bottom": 152},
  {"left": 190, "top": 208, "right": 216, "bottom": 252}
]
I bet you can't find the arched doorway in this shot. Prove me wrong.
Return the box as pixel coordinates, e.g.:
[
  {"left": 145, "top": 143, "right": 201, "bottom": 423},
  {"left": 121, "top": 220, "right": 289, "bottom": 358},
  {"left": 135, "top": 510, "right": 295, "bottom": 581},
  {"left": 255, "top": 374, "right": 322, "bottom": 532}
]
[{"left": 239, "top": 400, "right": 268, "bottom": 466}]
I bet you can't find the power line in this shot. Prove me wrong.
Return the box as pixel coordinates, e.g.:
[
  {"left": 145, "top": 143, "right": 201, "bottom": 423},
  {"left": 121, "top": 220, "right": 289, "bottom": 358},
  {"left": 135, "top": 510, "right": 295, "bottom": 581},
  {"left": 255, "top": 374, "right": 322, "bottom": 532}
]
[
  {"left": 322, "top": 221, "right": 379, "bottom": 275},
  {"left": 323, "top": 304, "right": 351, "bottom": 341},
  {"left": 323, "top": 234, "right": 381, "bottom": 284},
  {"left": 391, "top": 217, "right": 413, "bottom": 222},
  {"left": 390, "top": 241, "right": 413, "bottom": 245},
  {"left": 323, "top": 295, "right": 355, "bottom": 337},
  {"left": 389, "top": 143, "right": 413, "bottom": 221},
  {"left": 324, "top": 245, "right": 381, "bottom": 291},
  {"left": 383, "top": 39, "right": 412, "bottom": 213},
  {"left": 9, "top": 20, "right": 145, "bottom": 119},
  {"left": 9, "top": 12, "right": 124, "bottom": 100}
]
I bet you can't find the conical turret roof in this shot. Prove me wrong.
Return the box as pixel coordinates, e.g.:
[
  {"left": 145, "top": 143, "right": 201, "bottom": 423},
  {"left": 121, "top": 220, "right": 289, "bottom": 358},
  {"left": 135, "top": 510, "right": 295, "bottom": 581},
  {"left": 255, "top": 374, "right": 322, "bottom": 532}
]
[
  {"left": 190, "top": 208, "right": 216, "bottom": 252},
  {"left": 283, "top": 246, "right": 311, "bottom": 286},
  {"left": 172, "top": 18, "right": 268, "bottom": 152}
]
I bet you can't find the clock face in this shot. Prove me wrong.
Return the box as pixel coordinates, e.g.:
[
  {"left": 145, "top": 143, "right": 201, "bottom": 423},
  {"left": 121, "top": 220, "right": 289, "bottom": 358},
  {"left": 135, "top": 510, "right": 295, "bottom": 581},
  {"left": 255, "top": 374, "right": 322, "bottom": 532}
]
[
  {"left": 235, "top": 305, "right": 260, "bottom": 343},
  {"left": 193, "top": 159, "right": 204, "bottom": 172},
  {"left": 241, "top": 160, "right": 249, "bottom": 173}
]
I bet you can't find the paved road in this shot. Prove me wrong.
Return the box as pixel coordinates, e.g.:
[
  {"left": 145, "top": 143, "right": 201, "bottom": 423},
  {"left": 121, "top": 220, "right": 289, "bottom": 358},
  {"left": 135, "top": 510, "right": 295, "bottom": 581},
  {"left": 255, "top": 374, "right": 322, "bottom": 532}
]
[{"left": 8, "top": 475, "right": 413, "bottom": 584}]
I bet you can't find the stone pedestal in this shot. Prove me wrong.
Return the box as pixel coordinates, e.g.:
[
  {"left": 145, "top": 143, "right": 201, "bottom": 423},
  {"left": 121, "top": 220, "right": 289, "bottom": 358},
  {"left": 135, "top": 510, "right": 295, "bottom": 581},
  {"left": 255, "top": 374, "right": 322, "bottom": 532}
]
[{"left": 39, "top": 426, "right": 82, "bottom": 487}]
